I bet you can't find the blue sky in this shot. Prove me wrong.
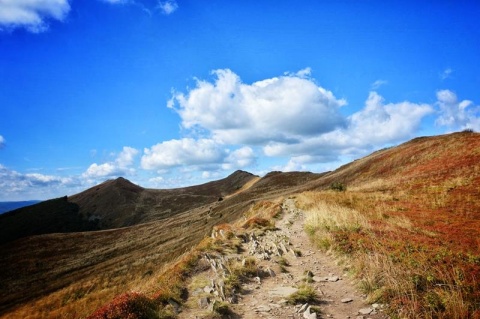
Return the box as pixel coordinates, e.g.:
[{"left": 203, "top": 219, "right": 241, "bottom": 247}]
[{"left": 0, "top": 0, "right": 479, "bottom": 201}]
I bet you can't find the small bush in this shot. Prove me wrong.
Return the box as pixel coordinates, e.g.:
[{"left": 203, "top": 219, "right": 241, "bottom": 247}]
[
  {"left": 87, "top": 292, "right": 159, "bottom": 319},
  {"left": 330, "top": 182, "right": 346, "bottom": 192},
  {"left": 287, "top": 285, "right": 318, "bottom": 305}
]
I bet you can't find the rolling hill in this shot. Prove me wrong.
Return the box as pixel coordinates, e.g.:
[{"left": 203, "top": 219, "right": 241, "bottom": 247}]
[
  {"left": 0, "top": 170, "right": 257, "bottom": 244},
  {"left": 1, "top": 131, "right": 479, "bottom": 318}
]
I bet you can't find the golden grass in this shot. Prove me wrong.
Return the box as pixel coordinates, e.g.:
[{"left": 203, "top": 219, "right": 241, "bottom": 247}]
[{"left": 299, "top": 190, "right": 480, "bottom": 319}]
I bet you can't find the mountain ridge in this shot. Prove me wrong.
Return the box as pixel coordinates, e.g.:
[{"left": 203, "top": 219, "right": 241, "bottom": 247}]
[{"left": 1, "top": 132, "right": 479, "bottom": 318}]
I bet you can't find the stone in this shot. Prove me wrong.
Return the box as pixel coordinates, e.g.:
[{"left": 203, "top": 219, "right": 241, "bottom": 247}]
[
  {"left": 312, "top": 276, "right": 324, "bottom": 282},
  {"left": 203, "top": 286, "right": 214, "bottom": 294},
  {"left": 198, "top": 297, "right": 209, "bottom": 308},
  {"left": 265, "top": 267, "right": 276, "bottom": 277},
  {"left": 358, "top": 308, "right": 373, "bottom": 315},
  {"left": 256, "top": 305, "right": 271, "bottom": 312},
  {"left": 328, "top": 276, "right": 340, "bottom": 282},
  {"left": 303, "top": 306, "right": 317, "bottom": 319},
  {"left": 341, "top": 298, "right": 353, "bottom": 303},
  {"left": 298, "top": 303, "right": 309, "bottom": 313},
  {"left": 268, "top": 286, "right": 299, "bottom": 297}
]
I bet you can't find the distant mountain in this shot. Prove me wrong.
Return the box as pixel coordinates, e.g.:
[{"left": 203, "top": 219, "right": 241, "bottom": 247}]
[
  {"left": 0, "top": 200, "right": 41, "bottom": 214},
  {"left": 0, "top": 170, "right": 257, "bottom": 244}
]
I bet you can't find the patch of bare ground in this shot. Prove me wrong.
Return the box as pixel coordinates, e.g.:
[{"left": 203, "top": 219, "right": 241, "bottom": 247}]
[{"left": 178, "top": 198, "right": 387, "bottom": 319}]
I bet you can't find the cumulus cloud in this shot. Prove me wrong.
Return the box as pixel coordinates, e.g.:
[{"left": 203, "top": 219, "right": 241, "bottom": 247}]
[
  {"left": 169, "top": 69, "right": 347, "bottom": 145},
  {"left": 157, "top": 0, "right": 178, "bottom": 15},
  {"left": 0, "top": 164, "right": 78, "bottom": 198},
  {"left": 0, "top": 135, "right": 5, "bottom": 148},
  {"left": 435, "top": 90, "right": 480, "bottom": 131},
  {"left": 83, "top": 146, "right": 139, "bottom": 179},
  {"left": 264, "top": 91, "right": 433, "bottom": 159},
  {"left": 141, "top": 138, "right": 258, "bottom": 172},
  {"left": 222, "top": 147, "right": 256, "bottom": 170},
  {"left": 167, "top": 69, "right": 437, "bottom": 171},
  {"left": 0, "top": 0, "right": 70, "bottom": 33},
  {"left": 141, "top": 138, "right": 225, "bottom": 170}
]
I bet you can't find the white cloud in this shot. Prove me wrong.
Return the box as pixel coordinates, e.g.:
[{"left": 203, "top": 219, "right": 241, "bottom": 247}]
[
  {"left": 435, "top": 90, "right": 479, "bottom": 131},
  {"left": 169, "top": 69, "right": 347, "bottom": 145},
  {"left": 0, "top": 0, "right": 70, "bottom": 33},
  {"left": 116, "top": 146, "right": 139, "bottom": 167},
  {"left": 0, "top": 135, "right": 5, "bottom": 148},
  {"left": 158, "top": 0, "right": 178, "bottom": 15},
  {"left": 222, "top": 146, "right": 256, "bottom": 170},
  {"left": 264, "top": 91, "right": 433, "bottom": 159},
  {"left": 0, "top": 164, "right": 80, "bottom": 199},
  {"left": 83, "top": 146, "right": 139, "bottom": 179},
  {"left": 440, "top": 68, "right": 453, "bottom": 80},
  {"left": 371, "top": 79, "right": 387, "bottom": 90},
  {"left": 141, "top": 138, "right": 226, "bottom": 170}
]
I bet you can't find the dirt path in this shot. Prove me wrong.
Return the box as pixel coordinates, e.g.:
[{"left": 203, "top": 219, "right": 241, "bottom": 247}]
[{"left": 180, "top": 198, "right": 388, "bottom": 319}]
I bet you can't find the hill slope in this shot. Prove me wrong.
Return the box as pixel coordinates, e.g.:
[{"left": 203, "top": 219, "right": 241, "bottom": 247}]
[
  {"left": 1, "top": 132, "right": 479, "bottom": 318},
  {"left": 0, "top": 170, "right": 257, "bottom": 244}
]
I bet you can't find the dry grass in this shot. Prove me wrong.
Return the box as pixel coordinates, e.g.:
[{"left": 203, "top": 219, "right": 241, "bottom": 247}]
[{"left": 299, "top": 188, "right": 480, "bottom": 319}]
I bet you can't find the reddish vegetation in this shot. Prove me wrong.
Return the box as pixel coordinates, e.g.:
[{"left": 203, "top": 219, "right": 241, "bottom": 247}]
[
  {"left": 87, "top": 292, "right": 158, "bottom": 319},
  {"left": 302, "top": 132, "right": 480, "bottom": 318},
  {"left": 2, "top": 132, "right": 479, "bottom": 319}
]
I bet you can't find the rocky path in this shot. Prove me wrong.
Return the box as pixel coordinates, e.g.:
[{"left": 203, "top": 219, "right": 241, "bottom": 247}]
[{"left": 180, "top": 198, "right": 388, "bottom": 319}]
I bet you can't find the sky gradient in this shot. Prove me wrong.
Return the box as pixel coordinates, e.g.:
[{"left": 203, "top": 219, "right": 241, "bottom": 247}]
[{"left": 1, "top": 0, "right": 479, "bottom": 200}]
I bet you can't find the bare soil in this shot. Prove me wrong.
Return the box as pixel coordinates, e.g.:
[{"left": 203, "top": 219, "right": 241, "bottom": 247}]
[{"left": 179, "top": 198, "right": 389, "bottom": 319}]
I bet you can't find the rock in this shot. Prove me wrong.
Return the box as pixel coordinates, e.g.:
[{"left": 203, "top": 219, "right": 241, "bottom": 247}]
[
  {"left": 312, "top": 276, "right": 324, "bottom": 282},
  {"left": 303, "top": 306, "right": 317, "bottom": 319},
  {"left": 203, "top": 286, "right": 214, "bottom": 294},
  {"left": 356, "top": 316, "right": 365, "bottom": 319},
  {"left": 191, "top": 288, "right": 203, "bottom": 296},
  {"left": 268, "top": 286, "right": 299, "bottom": 297},
  {"left": 265, "top": 267, "right": 276, "bottom": 277},
  {"left": 328, "top": 276, "right": 340, "bottom": 282},
  {"left": 198, "top": 297, "right": 209, "bottom": 308},
  {"left": 298, "top": 303, "right": 309, "bottom": 313},
  {"left": 358, "top": 308, "right": 373, "bottom": 315},
  {"left": 341, "top": 298, "right": 353, "bottom": 303},
  {"left": 167, "top": 299, "right": 181, "bottom": 313},
  {"left": 256, "top": 305, "right": 271, "bottom": 312}
]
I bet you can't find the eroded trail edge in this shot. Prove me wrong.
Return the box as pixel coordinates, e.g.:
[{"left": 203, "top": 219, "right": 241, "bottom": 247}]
[{"left": 179, "top": 198, "right": 389, "bottom": 319}]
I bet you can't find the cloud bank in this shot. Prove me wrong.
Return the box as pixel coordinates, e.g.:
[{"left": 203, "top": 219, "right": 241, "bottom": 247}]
[
  {"left": 169, "top": 68, "right": 347, "bottom": 145},
  {"left": 83, "top": 146, "right": 139, "bottom": 180},
  {"left": 435, "top": 90, "right": 480, "bottom": 131},
  {"left": 0, "top": 0, "right": 70, "bottom": 32},
  {"left": 166, "top": 69, "right": 434, "bottom": 167},
  {"left": 3, "top": 68, "right": 479, "bottom": 199}
]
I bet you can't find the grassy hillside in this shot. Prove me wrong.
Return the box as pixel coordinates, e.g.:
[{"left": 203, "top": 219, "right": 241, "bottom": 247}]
[
  {"left": 0, "top": 196, "right": 99, "bottom": 244},
  {"left": 300, "top": 131, "right": 480, "bottom": 318},
  {"left": 0, "top": 170, "right": 317, "bottom": 318},
  {"left": 0, "top": 171, "right": 257, "bottom": 245},
  {"left": 1, "top": 132, "right": 479, "bottom": 319}
]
